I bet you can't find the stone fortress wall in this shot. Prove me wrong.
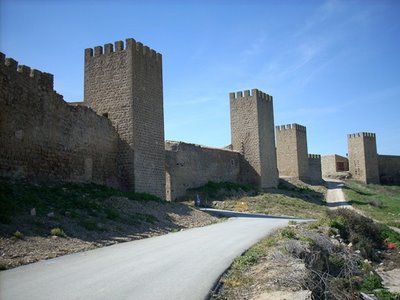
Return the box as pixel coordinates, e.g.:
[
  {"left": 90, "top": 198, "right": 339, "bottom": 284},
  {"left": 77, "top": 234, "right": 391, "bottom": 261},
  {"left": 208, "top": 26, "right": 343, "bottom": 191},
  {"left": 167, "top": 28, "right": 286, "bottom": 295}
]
[
  {"left": 378, "top": 155, "right": 400, "bottom": 185},
  {"left": 0, "top": 53, "right": 122, "bottom": 188},
  {"left": 165, "top": 141, "right": 242, "bottom": 201},
  {"left": 84, "top": 38, "right": 165, "bottom": 199},
  {"left": 0, "top": 40, "right": 280, "bottom": 200},
  {"left": 348, "top": 132, "right": 380, "bottom": 184},
  {"left": 347, "top": 132, "right": 400, "bottom": 185},
  {"left": 321, "top": 154, "right": 349, "bottom": 178},
  {"left": 1, "top": 37, "right": 399, "bottom": 201},
  {"left": 229, "top": 89, "right": 279, "bottom": 189},
  {"left": 165, "top": 88, "right": 280, "bottom": 200},
  {"left": 308, "top": 154, "right": 323, "bottom": 183},
  {"left": 275, "top": 124, "right": 309, "bottom": 181},
  {"left": 275, "top": 123, "right": 324, "bottom": 184}
]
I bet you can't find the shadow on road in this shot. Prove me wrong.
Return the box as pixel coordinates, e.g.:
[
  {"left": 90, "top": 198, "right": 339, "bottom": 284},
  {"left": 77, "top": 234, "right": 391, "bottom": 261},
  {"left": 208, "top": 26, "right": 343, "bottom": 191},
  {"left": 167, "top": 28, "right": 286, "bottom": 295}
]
[
  {"left": 326, "top": 201, "right": 351, "bottom": 208},
  {"left": 200, "top": 208, "right": 313, "bottom": 221},
  {"left": 325, "top": 180, "right": 345, "bottom": 189}
]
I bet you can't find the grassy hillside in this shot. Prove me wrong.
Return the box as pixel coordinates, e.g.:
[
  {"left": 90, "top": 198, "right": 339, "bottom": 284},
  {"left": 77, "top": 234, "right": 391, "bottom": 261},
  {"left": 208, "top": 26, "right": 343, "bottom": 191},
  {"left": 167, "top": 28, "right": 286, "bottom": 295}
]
[
  {"left": 185, "top": 180, "right": 328, "bottom": 219},
  {"left": 0, "top": 177, "right": 218, "bottom": 269},
  {"left": 343, "top": 181, "right": 400, "bottom": 228}
]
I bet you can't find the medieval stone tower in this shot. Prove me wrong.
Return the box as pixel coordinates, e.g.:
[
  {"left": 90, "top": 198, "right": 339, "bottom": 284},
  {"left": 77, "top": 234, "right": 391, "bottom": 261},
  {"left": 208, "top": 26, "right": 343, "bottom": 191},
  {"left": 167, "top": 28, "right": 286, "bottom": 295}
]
[
  {"left": 348, "top": 132, "right": 379, "bottom": 184},
  {"left": 84, "top": 38, "right": 165, "bottom": 198},
  {"left": 275, "top": 124, "right": 309, "bottom": 181},
  {"left": 230, "top": 89, "right": 279, "bottom": 188}
]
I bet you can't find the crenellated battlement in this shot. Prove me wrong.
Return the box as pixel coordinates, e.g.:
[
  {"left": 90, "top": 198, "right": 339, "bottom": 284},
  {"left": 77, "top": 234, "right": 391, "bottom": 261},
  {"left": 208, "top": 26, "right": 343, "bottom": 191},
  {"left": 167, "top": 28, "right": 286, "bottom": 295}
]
[
  {"left": 84, "top": 38, "right": 165, "bottom": 198},
  {"left": 1, "top": 52, "right": 54, "bottom": 90},
  {"left": 229, "top": 88, "right": 272, "bottom": 102},
  {"left": 275, "top": 123, "right": 307, "bottom": 132},
  {"left": 276, "top": 122, "right": 309, "bottom": 180},
  {"left": 85, "top": 38, "right": 162, "bottom": 64},
  {"left": 348, "top": 132, "right": 376, "bottom": 139},
  {"left": 308, "top": 154, "right": 321, "bottom": 159},
  {"left": 347, "top": 132, "right": 379, "bottom": 184}
]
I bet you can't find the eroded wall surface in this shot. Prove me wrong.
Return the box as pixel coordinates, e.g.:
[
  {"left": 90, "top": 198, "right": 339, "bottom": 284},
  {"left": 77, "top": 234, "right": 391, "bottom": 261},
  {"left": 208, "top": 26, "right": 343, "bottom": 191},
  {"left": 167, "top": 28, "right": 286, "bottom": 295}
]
[{"left": 0, "top": 53, "right": 121, "bottom": 187}]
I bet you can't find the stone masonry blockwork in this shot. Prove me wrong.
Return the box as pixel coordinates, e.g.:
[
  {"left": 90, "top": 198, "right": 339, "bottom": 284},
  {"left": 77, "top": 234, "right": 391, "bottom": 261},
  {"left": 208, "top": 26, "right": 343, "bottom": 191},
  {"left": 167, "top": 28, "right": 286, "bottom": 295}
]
[
  {"left": 348, "top": 132, "right": 379, "bottom": 184},
  {"left": 308, "top": 154, "right": 322, "bottom": 183},
  {"left": 275, "top": 124, "right": 309, "bottom": 181},
  {"left": 321, "top": 154, "right": 349, "bottom": 177},
  {"left": 230, "top": 89, "right": 279, "bottom": 188},
  {"left": 165, "top": 141, "right": 242, "bottom": 201},
  {"left": 378, "top": 155, "right": 400, "bottom": 185},
  {"left": 0, "top": 53, "right": 122, "bottom": 187},
  {"left": 84, "top": 39, "right": 166, "bottom": 199},
  {"left": 7, "top": 37, "right": 399, "bottom": 201}
]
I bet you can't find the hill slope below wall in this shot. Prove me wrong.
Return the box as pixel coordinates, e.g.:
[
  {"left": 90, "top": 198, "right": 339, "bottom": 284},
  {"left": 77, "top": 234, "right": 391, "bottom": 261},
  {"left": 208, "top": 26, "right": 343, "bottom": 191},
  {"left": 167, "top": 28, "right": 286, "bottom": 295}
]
[{"left": 0, "top": 178, "right": 219, "bottom": 270}]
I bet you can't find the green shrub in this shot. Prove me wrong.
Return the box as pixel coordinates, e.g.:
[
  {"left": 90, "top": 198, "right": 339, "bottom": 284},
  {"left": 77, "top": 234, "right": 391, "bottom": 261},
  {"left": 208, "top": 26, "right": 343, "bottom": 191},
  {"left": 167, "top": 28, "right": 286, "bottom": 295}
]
[
  {"left": 130, "top": 192, "right": 161, "bottom": 202},
  {"left": 373, "top": 289, "right": 400, "bottom": 300},
  {"left": 281, "top": 227, "right": 297, "bottom": 239},
  {"left": 307, "top": 218, "right": 329, "bottom": 229},
  {"left": 381, "top": 226, "right": 400, "bottom": 246},
  {"left": 328, "top": 216, "right": 346, "bottom": 233},
  {"left": 0, "top": 177, "right": 162, "bottom": 227},
  {"left": 234, "top": 251, "right": 260, "bottom": 268},
  {"left": 329, "top": 254, "right": 344, "bottom": 269},
  {"left": 361, "top": 273, "right": 383, "bottom": 292},
  {"left": 327, "top": 209, "right": 384, "bottom": 260},
  {"left": 50, "top": 227, "right": 66, "bottom": 237},
  {"left": 13, "top": 230, "right": 24, "bottom": 239},
  {"left": 186, "top": 181, "right": 257, "bottom": 201}
]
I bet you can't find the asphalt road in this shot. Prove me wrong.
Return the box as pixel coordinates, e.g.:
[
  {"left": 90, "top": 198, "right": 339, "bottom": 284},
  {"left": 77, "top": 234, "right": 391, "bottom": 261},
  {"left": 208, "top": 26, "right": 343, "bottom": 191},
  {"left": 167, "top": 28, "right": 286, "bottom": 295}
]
[
  {"left": 325, "top": 179, "right": 352, "bottom": 209},
  {"left": 0, "top": 213, "right": 301, "bottom": 300}
]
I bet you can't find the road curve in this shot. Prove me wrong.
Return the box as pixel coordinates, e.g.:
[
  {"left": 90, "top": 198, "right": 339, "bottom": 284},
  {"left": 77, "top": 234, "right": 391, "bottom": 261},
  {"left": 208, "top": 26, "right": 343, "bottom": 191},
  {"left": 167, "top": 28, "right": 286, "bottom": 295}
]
[{"left": 0, "top": 214, "right": 302, "bottom": 300}]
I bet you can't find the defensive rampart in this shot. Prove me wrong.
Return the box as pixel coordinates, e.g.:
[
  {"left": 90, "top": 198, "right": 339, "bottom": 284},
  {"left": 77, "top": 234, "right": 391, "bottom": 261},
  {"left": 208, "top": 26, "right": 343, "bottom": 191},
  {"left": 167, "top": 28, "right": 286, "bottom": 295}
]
[
  {"left": 165, "top": 141, "right": 242, "bottom": 201},
  {"left": 0, "top": 53, "right": 122, "bottom": 188}
]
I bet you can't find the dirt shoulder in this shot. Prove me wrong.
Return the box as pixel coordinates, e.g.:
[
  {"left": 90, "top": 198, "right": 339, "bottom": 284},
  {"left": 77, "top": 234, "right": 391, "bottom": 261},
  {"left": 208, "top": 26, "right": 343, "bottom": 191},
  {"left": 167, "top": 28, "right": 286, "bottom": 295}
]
[
  {"left": 213, "top": 209, "right": 400, "bottom": 300},
  {"left": 0, "top": 178, "right": 219, "bottom": 270}
]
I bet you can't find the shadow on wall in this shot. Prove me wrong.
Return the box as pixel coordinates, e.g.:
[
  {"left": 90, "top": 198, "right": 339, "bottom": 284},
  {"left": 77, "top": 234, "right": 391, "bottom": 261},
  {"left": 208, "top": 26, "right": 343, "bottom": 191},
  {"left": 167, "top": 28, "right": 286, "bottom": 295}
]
[
  {"left": 380, "top": 175, "right": 400, "bottom": 186},
  {"left": 165, "top": 141, "right": 262, "bottom": 201},
  {"left": 183, "top": 181, "right": 259, "bottom": 207},
  {"left": 117, "top": 139, "right": 135, "bottom": 191},
  {"left": 239, "top": 154, "right": 262, "bottom": 187}
]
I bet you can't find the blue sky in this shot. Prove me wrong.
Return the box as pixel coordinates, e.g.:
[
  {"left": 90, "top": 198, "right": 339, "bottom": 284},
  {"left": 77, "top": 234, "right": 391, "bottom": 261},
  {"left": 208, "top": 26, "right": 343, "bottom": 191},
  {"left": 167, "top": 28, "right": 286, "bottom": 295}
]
[{"left": 1, "top": 0, "right": 399, "bottom": 155}]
